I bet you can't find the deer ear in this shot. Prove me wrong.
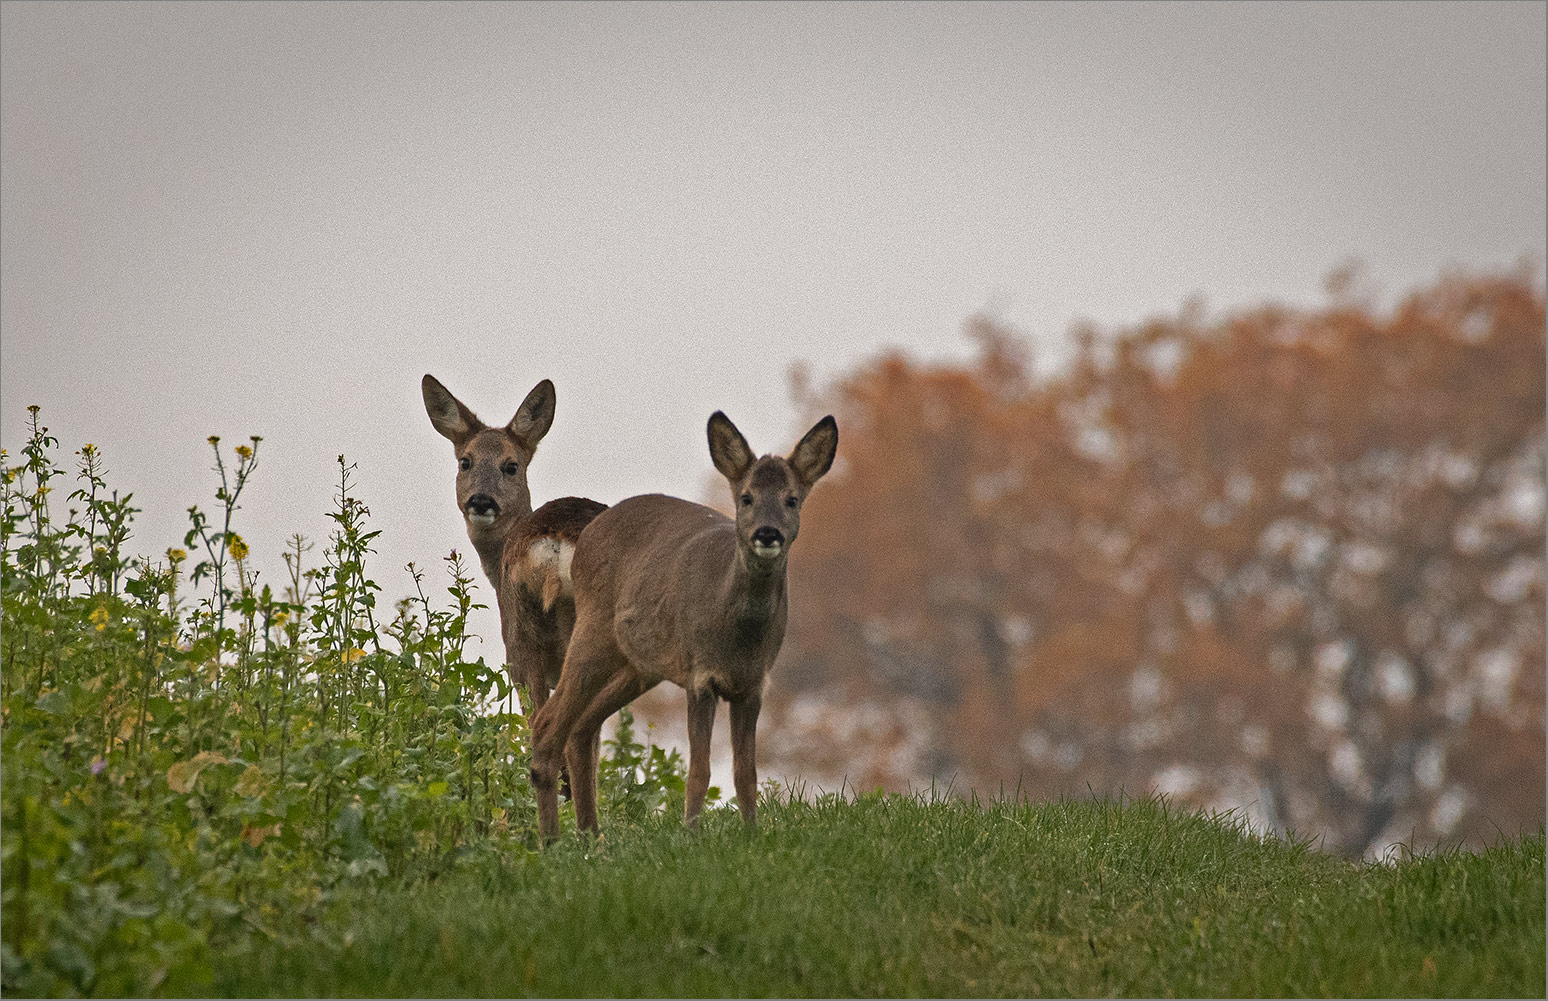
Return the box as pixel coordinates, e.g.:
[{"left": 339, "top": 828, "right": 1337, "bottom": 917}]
[
  {"left": 707, "top": 411, "right": 755, "bottom": 482},
  {"left": 789, "top": 415, "right": 838, "bottom": 487},
  {"left": 422, "top": 374, "right": 481, "bottom": 444},
  {"left": 510, "top": 379, "right": 556, "bottom": 448}
]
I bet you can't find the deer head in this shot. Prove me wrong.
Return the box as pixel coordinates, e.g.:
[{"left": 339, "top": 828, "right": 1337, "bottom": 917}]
[
  {"left": 707, "top": 411, "right": 838, "bottom": 564},
  {"left": 421, "top": 374, "right": 556, "bottom": 554}
]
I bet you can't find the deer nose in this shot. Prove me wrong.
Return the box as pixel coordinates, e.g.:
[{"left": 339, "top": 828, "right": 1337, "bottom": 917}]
[
  {"left": 751, "top": 527, "right": 784, "bottom": 548},
  {"left": 466, "top": 494, "right": 500, "bottom": 517}
]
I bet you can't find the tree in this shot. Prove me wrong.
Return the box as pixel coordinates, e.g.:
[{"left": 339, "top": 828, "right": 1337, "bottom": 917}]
[{"left": 750, "top": 267, "right": 1544, "bottom": 858}]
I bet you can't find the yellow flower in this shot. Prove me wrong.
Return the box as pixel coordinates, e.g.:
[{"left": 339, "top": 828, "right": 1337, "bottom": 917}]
[
  {"left": 272, "top": 610, "right": 289, "bottom": 627},
  {"left": 235, "top": 445, "right": 253, "bottom": 460},
  {"left": 80, "top": 443, "right": 97, "bottom": 458},
  {"left": 89, "top": 606, "right": 109, "bottom": 632},
  {"left": 166, "top": 548, "right": 187, "bottom": 564},
  {"left": 207, "top": 435, "right": 220, "bottom": 446},
  {"left": 227, "top": 534, "right": 249, "bottom": 561},
  {"left": 344, "top": 648, "right": 367, "bottom": 664}
]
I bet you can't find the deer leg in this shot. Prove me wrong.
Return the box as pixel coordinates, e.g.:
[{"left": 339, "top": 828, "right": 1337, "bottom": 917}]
[
  {"left": 729, "top": 691, "right": 762, "bottom": 826},
  {"left": 564, "top": 672, "right": 650, "bottom": 835},
  {"left": 539, "top": 626, "right": 583, "bottom": 799},
  {"left": 508, "top": 618, "right": 550, "bottom": 715},
  {"left": 501, "top": 609, "right": 561, "bottom": 799},
  {"left": 547, "top": 599, "right": 581, "bottom": 799},
  {"left": 511, "top": 611, "right": 582, "bottom": 798},
  {"left": 684, "top": 688, "right": 717, "bottom": 827},
  {"left": 530, "top": 629, "right": 617, "bottom": 842}
]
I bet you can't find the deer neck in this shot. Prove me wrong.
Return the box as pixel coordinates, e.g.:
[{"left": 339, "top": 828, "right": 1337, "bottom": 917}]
[
  {"left": 466, "top": 520, "right": 514, "bottom": 592},
  {"left": 723, "top": 546, "right": 787, "bottom": 635}
]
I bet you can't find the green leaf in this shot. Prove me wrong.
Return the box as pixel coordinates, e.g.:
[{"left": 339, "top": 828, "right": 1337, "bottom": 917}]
[
  {"left": 34, "top": 688, "right": 71, "bottom": 716},
  {"left": 46, "top": 940, "right": 94, "bottom": 987}
]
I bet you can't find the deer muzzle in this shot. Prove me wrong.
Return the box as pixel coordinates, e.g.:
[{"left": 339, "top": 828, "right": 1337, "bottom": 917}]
[
  {"left": 750, "top": 526, "right": 784, "bottom": 559},
  {"left": 465, "top": 493, "right": 500, "bottom": 526}
]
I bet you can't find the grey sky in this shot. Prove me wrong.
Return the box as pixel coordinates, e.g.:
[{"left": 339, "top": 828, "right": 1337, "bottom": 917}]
[{"left": 3, "top": 1, "right": 1544, "bottom": 666}]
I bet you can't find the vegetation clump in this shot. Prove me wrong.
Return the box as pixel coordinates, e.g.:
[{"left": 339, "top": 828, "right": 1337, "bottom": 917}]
[{"left": 0, "top": 412, "right": 686, "bottom": 996}]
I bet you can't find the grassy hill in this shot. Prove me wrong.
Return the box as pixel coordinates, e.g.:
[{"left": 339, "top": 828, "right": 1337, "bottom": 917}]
[
  {"left": 210, "top": 794, "right": 1543, "bottom": 999},
  {"left": 3, "top": 418, "right": 1541, "bottom": 998}
]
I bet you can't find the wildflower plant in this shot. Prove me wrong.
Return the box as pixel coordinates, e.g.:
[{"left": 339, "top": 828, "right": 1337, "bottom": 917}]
[{"left": 0, "top": 409, "right": 683, "bottom": 995}]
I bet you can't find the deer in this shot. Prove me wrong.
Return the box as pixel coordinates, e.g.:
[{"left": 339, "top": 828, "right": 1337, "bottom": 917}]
[
  {"left": 420, "top": 375, "right": 607, "bottom": 717},
  {"left": 528, "top": 410, "right": 838, "bottom": 840}
]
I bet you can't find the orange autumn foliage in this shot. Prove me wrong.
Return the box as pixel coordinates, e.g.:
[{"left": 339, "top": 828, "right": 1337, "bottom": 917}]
[{"left": 748, "top": 266, "right": 1544, "bottom": 858}]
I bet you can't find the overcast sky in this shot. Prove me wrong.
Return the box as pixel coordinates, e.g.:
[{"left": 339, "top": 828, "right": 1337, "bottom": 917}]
[{"left": 3, "top": 1, "right": 1544, "bottom": 666}]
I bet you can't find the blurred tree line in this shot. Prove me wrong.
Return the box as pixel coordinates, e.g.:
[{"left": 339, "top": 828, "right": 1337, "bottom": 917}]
[{"left": 722, "top": 266, "right": 1543, "bottom": 859}]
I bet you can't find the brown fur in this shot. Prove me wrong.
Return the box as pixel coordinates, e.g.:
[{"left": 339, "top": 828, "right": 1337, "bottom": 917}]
[
  {"left": 508, "top": 497, "right": 606, "bottom": 613},
  {"left": 529, "top": 412, "right": 837, "bottom": 840}
]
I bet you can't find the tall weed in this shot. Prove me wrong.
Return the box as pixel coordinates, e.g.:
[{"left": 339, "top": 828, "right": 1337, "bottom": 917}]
[{"left": 0, "top": 409, "right": 681, "bottom": 996}]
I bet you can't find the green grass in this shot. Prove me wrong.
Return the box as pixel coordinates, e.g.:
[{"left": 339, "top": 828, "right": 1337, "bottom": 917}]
[
  {"left": 4, "top": 418, "right": 1540, "bottom": 998},
  {"left": 206, "top": 794, "right": 1545, "bottom": 999}
]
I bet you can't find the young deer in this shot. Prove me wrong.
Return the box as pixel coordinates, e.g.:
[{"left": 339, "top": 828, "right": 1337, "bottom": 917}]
[
  {"left": 529, "top": 411, "right": 838, "bottom": 839},
  {"left": 421, "top": 375, "right": 607, "bottom": 714}
]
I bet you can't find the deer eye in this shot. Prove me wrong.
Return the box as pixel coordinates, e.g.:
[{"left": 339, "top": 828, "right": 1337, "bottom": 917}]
[
  {"left": 785, "top": 495, "right": 799, "bottom": 509},
  {"left": 740, "top": 493, "right": 753, "bottom": 507},
  {"left": 502, "top": 461, "right": 520, "bottom": 476},
  {"left": 459, "top": 456, "right": 472, "bottom": 471}
]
